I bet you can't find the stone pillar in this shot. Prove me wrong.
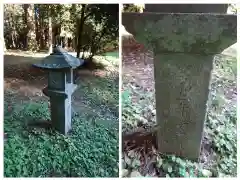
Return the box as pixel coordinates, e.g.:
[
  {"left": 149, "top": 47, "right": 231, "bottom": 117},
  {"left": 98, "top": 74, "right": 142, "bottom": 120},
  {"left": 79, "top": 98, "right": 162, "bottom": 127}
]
[
  {"left": 49, "top": 93, "right": 70, "bottom": 134},
  {"left": 122, "top": 12, "right": 236, "bottom": 160},
  {"left": 43, "top": 70, "right": 77, "bottom": 135},
  {"left": 154, "top": 54, "right": 214, "bottom": 159}
]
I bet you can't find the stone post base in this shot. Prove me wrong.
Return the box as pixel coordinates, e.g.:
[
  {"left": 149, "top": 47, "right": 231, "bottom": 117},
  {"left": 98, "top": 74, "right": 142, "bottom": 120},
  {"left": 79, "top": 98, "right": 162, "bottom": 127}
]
[
  {"left": 154, "top": 54, "right": 214, "bottom": 160},
  {"left": 43, "top": 84, "right": 77, "bottom": 135}
]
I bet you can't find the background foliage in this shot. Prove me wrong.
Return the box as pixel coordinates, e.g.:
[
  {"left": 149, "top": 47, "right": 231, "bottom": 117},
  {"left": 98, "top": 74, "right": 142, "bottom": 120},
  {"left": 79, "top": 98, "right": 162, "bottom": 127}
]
[{"left": 4, "top": 4, "right": 119, "bottom": 60}]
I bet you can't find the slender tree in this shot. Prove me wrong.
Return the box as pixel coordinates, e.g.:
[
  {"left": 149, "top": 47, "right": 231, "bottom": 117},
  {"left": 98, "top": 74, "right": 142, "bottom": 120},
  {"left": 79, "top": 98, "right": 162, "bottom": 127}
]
[
  {"left": 23, "top": 4, "right": 37, "bottom": 51},
  {"left": 48, "top": 5, "right": 52, "bottom": 53}
]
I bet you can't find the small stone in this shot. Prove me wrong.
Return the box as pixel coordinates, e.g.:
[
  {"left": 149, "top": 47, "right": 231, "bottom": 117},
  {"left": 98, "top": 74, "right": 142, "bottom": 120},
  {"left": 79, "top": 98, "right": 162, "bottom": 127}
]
[
  {"left": 130, "top": 171, "right": 142, "bottom": 177},
  {"left": 201, "top": 169, "right": 212, "bottom": 177},
  {"left": 122, "top": 169, "right": 129, "bottom": 177}
]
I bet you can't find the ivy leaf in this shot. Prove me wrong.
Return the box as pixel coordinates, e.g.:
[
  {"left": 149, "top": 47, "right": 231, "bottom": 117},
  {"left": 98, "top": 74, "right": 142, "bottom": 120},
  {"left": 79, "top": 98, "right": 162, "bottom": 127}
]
[
  {"left": 156, "top": 157, "right": 163, "bottom": 168},
  {"left": 131, "top": 158, "right": 141, "bottom": 168},
  {"left": 168, "top": 166, "right": 173, "bottom": 173},
  {"left": 201, "top": 169, "right": 212, "bottom": 177}
]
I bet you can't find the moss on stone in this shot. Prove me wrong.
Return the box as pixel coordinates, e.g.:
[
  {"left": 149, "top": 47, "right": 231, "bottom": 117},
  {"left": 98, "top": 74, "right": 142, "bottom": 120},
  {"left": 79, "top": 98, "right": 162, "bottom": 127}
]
[{"left": 133, "top": 14, "right": 236, "bottom": 54}]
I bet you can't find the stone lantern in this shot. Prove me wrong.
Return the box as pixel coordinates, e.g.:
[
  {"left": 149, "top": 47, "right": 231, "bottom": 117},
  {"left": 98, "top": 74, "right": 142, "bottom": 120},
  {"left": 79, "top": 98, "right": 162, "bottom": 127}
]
[
  {"left": 122, "top": 4, "right": 236, "bottom": 160},
  {"left": 32, "top": 46, "right": 84, "bottom": 134}
]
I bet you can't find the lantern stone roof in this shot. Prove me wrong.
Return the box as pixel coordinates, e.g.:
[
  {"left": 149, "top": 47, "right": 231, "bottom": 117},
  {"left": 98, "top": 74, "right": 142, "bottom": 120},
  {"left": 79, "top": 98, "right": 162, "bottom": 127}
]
[{"left": 33, "top": 46, "right": 84, "bottom": 69}]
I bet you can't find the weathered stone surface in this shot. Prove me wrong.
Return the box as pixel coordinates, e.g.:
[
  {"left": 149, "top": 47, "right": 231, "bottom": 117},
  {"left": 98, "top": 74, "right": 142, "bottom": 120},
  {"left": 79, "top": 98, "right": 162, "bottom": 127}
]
[
  {"left": 122, "top": 11, "right": 236, "bottom": 160},
  {"left": 154, "top": 54, "right": 213, "bottom": 159},
  {"left": 32, "top": 46, "right": 84, "bottom": 69},
  {"left": 43, "top": 83, "right": 77, "bottom": 134},
  {"left": 48, "top": 71, "right": 65, "bottom": 90},
  {"left": 49, "top": 95, "right": 72, "bottom": 134},
  {"left": 33, "top": 46, "right": 82, "bottom": 135},
  {"left": 122, "top": 13, "right": 236, "bottom": 55},
  {"left": 143, "top": 4, "right": 228, "bottom": 13}
]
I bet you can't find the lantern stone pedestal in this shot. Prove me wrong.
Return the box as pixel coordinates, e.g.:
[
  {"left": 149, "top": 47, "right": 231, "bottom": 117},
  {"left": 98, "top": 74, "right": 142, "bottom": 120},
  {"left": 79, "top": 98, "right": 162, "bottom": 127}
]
[
  {"left": 122, "top": 8, "right": 236, "bottom": 160},
  {"left": 33, "top": 46, "right": 84, "bottom": 134}
]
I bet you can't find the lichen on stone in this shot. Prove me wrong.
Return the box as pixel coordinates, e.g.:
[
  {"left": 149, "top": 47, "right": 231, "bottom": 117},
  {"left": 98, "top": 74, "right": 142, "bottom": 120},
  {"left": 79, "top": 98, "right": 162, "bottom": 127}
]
[{"left": 134, "top": 14, "right": 234, "bottom": 54}]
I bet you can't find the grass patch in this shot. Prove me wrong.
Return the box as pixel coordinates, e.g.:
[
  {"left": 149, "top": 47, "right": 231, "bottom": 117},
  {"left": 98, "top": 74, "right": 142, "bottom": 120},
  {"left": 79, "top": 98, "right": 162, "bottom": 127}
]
[
  {"left": 4, "top": 100, "right": 118, "bottom": 177},
  {"left": 78, "top": 74, "right": 119, "bottom": 116}
]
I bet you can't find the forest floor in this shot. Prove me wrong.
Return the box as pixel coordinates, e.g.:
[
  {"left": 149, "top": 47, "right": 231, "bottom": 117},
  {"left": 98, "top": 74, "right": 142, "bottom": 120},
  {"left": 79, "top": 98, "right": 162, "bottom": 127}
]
[
  {"left": 122, "top": 42, "right": 237, "bottom": 177},
  {"left": 4, "top": 50, "right": 119, "bottom": 177}
]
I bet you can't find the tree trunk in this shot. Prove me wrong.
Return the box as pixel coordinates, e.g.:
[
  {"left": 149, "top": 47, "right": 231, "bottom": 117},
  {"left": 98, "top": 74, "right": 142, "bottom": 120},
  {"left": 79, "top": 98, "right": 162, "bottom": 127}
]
[
  {"left": 34, "top": 4, "right": 40, "bottom": 49},
  {"left": 48, "top": 6, "right": 53, "bottom": 54},
  {"left": 71, "top": 4, "right": 77, "bottom": 50},
  {"left": 39, "top": 7, "right": 44, "bottom": 49},
  {"left": 23, "top": 4, "right": 37, "bottom": 51},
  {"left": 76, "top": 5, "right": 86, "bottom": 58},
  {"left": 88, "top": 27, "right": 106, "bottom": 60},
  {"left": 11, "top": 5, "right": 17, "bottom": 49}
]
